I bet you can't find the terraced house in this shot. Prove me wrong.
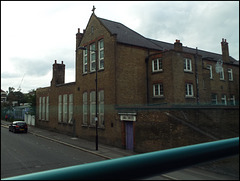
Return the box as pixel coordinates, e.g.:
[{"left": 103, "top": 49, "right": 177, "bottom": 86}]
[{"left": 36, "top": 11, "right": 239, "bottom": 152}]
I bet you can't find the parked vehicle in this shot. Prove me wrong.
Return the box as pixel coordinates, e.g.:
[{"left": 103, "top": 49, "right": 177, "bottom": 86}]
[{"left": 9, "top": 121, "right": 28, "bottom": 133}]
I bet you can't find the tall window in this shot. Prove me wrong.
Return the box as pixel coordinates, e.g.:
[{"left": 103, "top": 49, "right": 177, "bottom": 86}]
[
  {"left": 63, "top": 94, "right": 68, "bottom": 123},
  {"left": 211, "top": 94, "right": 218, "bottom": 105},
  {"left": 153, "top": 84, "right": 164, "bottom": 97},
  {"left": 229, "top": 95, "right": 235, "bottom": 105},
  {"left": 90, "top": 91, "right": 96, "bottom": 125},
  {"left": 42, "top": 97, "right": 45, "bottom": 120},
  {"left": 58, "top": 95, "right": 62, "bottom": 122},
  {"left": 221, "top": 94, "right": 227, "bottom": 105},
  {"left": 98, "top": 39, "right": 104, "bottom": 70},
  {"left": 184, "top": 58, "right": 192, "bottom": 72},
  {"left": 83, "top": 92, "right": 88, "bottom": 125},
  {"left": 206, "top": 65, "right": 213, "bottom": 79},
  {"left": 219, "top": 67, "right": 224, "bottom": 80},
  {"left": 185, "top": 83, "right": 193, "bottom": 97},
  {"left": 83, "top": 47, "right": 88, "bottom": 74},
  {"left": 228, "top": 68, "right": 233, "bottom": 81},
  {"left": 152, "top": 58, "right": 163, "bottom": 72},
  {"left": 46, "top": 96, "right": 49, "bottom": 121},
  {"left": 98, "top": 90, "right": 104, "bottom": 127},
  {"left": 39, "top": 97, "right": 42, "bottom": 120},
  {"left": 90, "top": 43, "right": 96, "bottom": 72},
  {"left": 68, "top": 94, "right": 73, "bottom": 124}
]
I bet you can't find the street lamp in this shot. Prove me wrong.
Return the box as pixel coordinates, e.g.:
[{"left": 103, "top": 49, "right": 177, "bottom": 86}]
[{"left": 78, "top": 46, "right": 98, "bottom": 151}]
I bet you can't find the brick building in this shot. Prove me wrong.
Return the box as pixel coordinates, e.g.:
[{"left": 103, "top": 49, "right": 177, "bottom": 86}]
[{"left": 36, "top": 12, "right": 239, "bottom": 152}]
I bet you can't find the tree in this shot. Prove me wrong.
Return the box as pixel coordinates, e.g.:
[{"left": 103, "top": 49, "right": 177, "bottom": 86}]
[{"left": 24, "top": 89, "right": 36, "bottom": 115}]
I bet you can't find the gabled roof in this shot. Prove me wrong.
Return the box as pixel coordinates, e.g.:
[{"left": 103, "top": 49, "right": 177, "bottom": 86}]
[
  {"left": 148, "top": 38, "right": 238, "bottom": 64},
  {"left": 97, "top": 15, "right": 238, "bottom": 65},
  {"left": 98, "top": 17, "right": 162, "bottom": 51}
]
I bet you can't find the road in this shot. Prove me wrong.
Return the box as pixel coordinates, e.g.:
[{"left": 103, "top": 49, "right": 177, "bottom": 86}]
[
  {"left": 1, "top": 127, "right": 105, "bottom": 179},
  {"left": 1, "top": 126, "right": 238, "bottom": 180}
]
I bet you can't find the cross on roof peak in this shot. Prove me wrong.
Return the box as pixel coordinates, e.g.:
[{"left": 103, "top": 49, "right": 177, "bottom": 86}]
[{"left": 92, "top": 5, "right": 96, "bottom": 14}]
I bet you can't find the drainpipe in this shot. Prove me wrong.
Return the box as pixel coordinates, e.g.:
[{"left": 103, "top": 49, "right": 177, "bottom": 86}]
[{"left": 194, "top": 47, "right": 200, "bottom": 105}]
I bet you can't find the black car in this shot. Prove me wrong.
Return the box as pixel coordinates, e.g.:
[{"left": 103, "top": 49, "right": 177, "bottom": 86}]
[{"left": 9, "top": 121, "right": 28, "bottom": 133}]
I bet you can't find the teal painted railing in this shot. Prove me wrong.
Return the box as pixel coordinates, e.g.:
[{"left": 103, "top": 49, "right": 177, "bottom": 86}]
[{"left": 3, "top": 137, "right": 239, "bottom": 180}]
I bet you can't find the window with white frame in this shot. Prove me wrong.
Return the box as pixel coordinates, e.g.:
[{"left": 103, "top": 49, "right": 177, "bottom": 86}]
[
  {"left": 211, "top": 93, "right": 218, "bottom": 105},
  {"left": 184, "top": 58, "right": 192, "bottom": 72},
  {"left": 83, "top": 47, "right": 88, "bottom": 74},
  {"left": 46, "top": 96, "right": 49, "bottom": 121},
  {"left": 219, "top": 67, "right": 224, "bottom": 80},
  {"left": 39, "top": 97, "right": 42, "bottom": 120},
  {"left": 68, "top": 94, "right": 73, "bottom": 124},
  {"left": 58, "top": 95, "right": 62, "bottom": 122},
  {"left": 42, "top": 97, "right": 45, "bottom": 120},
  {"left": 63, "top": 94, "right": 68, "bottom": 123},
  {"left": 228, "top": 68, "right": 233, "bottom": 81},
  {"left": 83, "top": 92, "right": 88, "bottom": 125},
  {"left": 98, "top": 39, "right": 104, "bottom": 70},
  {"left": 221, "top": 94, "right": 227, "bottom": 105},
  {"left": 152, "top": 58, "right": 163, "bottom": 72},
  {"left": 229, "top": 95, "right": 235, "bottom": 105},
  {"left": 185, "top": 83, "right": 194, "bottom": 97},
  {"left": 90, "top": 43, "right": 96, "bottom": 72},
  {"left": 98, "top": 90, "right": 104, "bottom": 127},
  {"left": 153, "top": 84, "right": 164, "bottom": 97},
  {"left": 90, "top": 91, "right": 96, "bottom": 125},
  {"left": 206, "top": 65, "right": 213, "bottom": 79}
]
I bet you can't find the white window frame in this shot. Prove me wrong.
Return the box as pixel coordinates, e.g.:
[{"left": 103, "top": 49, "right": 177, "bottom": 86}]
[
  {"left": 221, "top": 94, "right": 227, "bottom": 105},
  {"left": 211, "top": 94, "right": 218, "bottom": 105},
  {"left": 206, "top": 65, "right": 213, "bottom": 79},
  {"left": 152, "top": 58, "right": 163, "bottom": 72},
  {"left": 83, "top": 92, "right": 88, "bottom": 125},
  {"left": 90, "top": 91, "right": 96, "bottom": 126},
  {"left": 83, "top": 48, "right": 88, "bottom": 74},
  {"left": 39, "top": 97, "right": 42, "bottom": 120},
  {"left": 98, "top": 90, "right": 104, "bottom": 128},
  {"left": 58, "top": 95, "right": 62, "bottom": 122},
  {"left": 68, "top": 94, "right": 73, "bottom": 124},
  {"left": 46, "top": 96, "right": 49, "bottom": 121},
  {"left": 153, "top": 84, "right": 164, "bottom": 97},
  {"left": 229, "top": 95, "right": 235, "bottom": 105},
  {"left": 228, "top": 68, "right": 233, "bottom": 81},
  {"left": 42, "top": 97, "right": 45, "bottom": 120},
  {"left": 98, "top": 39, "right": 104, "bottom": 70},
  {"left": 63, "top": 94, "right": 68, "bottom": 123},
  {"left": 219, "top": 67, "right": 224, "bottom": 80},
  {"left": 185, "top": 83, "right": 194, "bottom": 97},
  {"left": 184, "top": 58, "right": 192, "bottom": 72},
  {"left": 90, "top": 43, "right": 96, "bottom": 72}
]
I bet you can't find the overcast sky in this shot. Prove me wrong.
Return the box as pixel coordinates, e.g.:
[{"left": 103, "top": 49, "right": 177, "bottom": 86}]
[{"left": 1, "top": 1, "right": 239, "bottom": 93}]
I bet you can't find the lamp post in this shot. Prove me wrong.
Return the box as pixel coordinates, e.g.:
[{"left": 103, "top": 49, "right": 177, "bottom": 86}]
[{"left": 78, "top": 46, "right": 98, "bottom": 151}]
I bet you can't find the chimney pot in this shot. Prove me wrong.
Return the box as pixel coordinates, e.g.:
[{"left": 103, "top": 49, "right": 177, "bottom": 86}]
[
  {"left": 61, "top": 61, "right": 63, "bottom": 64},
  {"left": 78, "top": 28, "right": 80, "bottom": 33},
  {"left": 55, "top": 60, "right": 57, "bottom": 64}
]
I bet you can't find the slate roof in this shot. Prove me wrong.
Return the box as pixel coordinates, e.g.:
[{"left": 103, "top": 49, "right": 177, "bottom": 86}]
[
  {"left": 98, "top": 16, "right": 238, "bottom": 64},
  {"left": 98, "top": 17, "right": 162, "bottom": 51}
]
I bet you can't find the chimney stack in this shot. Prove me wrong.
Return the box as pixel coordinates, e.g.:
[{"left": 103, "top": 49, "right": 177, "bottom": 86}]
[
  {"left": 174, "top": 39, "right": 182, "bottom": 51},
  {"left": 76, "top": 28, "right": 83, "bottom": 50},
  {"left": 221, "top": 38, "right": 230, "bottom": 62},
  {"left": 51, "top": 60, "right": 65, "bottom": 86}
]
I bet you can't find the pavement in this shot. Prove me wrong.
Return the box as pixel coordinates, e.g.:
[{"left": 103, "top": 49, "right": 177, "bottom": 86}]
[{"left": 1, "top": 120, "right": 135, "bottom": 160}]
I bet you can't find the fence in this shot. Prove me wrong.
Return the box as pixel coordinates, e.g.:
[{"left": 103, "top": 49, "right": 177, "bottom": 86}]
[{"left": 24, "top": 114, "right": 35, "bottom": 126}]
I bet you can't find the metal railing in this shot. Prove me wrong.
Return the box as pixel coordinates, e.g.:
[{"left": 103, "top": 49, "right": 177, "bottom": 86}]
[{"left": 3, "top": 137, "right": 239, "bottom": 180}]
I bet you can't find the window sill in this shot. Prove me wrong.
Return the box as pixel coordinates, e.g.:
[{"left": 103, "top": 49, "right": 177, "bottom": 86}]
[
  {"left": 185, "top": 96, "right": 195, "bottom": 99},
  {"left": 152, "top": 69, "right": 163, "bottom": 74},
  {"left": 184, "top": 70, "right": 193, "bottom": 74},
  {"left": 152, "top": 96, "right": 165, "bottom": 99}
]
